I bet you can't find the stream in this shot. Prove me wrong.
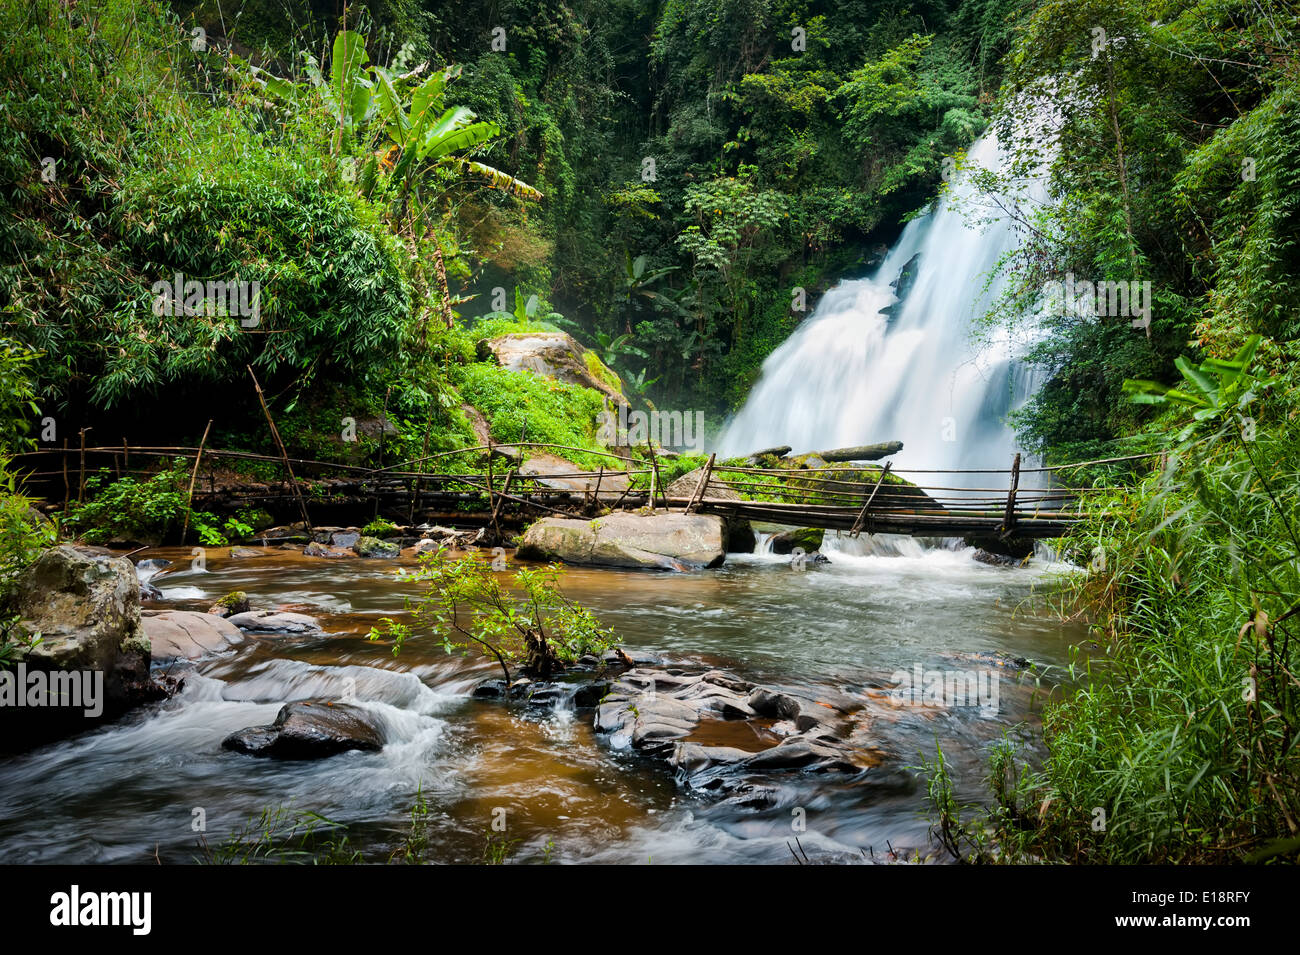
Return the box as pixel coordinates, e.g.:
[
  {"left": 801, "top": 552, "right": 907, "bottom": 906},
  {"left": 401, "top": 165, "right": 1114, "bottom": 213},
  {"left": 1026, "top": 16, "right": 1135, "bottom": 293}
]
[{"left": 0, "top": 537, "right": 1084, "bottom": 864}]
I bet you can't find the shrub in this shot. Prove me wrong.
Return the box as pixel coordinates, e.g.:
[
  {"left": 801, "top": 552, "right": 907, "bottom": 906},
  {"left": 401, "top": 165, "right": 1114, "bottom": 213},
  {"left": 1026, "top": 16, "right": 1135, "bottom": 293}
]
[
  {"left": 369, "top": 552, "right": 619, "bottom": 682},
  {"left": 67, "top": 462, "right": 228, "bottom": 546}
]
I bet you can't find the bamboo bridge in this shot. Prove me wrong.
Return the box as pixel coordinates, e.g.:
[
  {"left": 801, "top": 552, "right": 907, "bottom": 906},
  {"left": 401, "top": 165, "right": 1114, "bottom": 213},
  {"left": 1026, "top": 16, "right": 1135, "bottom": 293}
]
[{"left": 15, "top": 439, "right": 1156, "bottom": 545}]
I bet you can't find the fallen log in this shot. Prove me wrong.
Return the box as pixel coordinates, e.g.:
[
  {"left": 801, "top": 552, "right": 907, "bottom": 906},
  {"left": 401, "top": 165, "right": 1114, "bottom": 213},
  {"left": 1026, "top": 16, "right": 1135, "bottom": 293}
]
[{"left": 816, "top": 442, "right": 903, "bottom": 462}]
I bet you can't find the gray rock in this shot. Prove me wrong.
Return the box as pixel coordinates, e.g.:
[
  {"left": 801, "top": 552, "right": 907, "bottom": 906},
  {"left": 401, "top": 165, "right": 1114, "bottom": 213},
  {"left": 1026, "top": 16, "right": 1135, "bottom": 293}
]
[
  {"left": 225, "top": 610, "right": 322, "bottom": 634},
  {"left": 303, "top": 541, "right": 352, "bottom": 559},
  {"left": 222, "top": 701, "right": 384, "bottom": 759},
  {"left": 229, "top": 546, "right": 264, "bottom": 559},
  {"left": 331, "top": 531, "right": 361, "bottom": 549},
  {"left": 483, "top": 331, "right": 629, "bottom": 406},
  {"left": 12, "top": 545, "right": 143, "bottom": 672},
  {"left": 353, "top": 536, "right": 399, "bottom": 559},
  {"left": 517, "top": 511, "right": 725, "bottom": 571},
  {"left": 142, "top": 610, "right": 243, "bottom": 661}
]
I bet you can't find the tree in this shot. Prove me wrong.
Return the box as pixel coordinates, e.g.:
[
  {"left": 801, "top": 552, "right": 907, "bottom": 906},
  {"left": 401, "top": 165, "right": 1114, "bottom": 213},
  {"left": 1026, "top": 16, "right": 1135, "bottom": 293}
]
[{"left": 369, "top": 550, "right": 619, "bottom": 683}]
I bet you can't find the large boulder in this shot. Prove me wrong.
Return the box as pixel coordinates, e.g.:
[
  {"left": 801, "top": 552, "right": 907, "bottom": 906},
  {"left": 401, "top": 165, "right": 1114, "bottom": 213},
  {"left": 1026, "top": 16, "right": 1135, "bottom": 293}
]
[
  {"left": 482, "top": 331, "right": 628, "bottom": 406},
  {"left": 517, "top": 512, "right": 725, "bottom": 571},
  {"left": 3, "top": 545, "right": 172, "bottom": 749},
  {"left": 222, "top": 701, "right": 385, "bottom": 759},
  {"left": 142, "top": 610, "right": 244, "bottom": 661},
  {"left": 11, "top": 545, "right": 143, "bottom": 672}
]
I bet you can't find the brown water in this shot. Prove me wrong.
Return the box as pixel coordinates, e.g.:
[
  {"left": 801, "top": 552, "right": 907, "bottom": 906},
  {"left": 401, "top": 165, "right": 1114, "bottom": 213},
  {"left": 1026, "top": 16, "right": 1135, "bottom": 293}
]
[{"left": 0, "top": 536, "right": 1084, "bottom": 864}]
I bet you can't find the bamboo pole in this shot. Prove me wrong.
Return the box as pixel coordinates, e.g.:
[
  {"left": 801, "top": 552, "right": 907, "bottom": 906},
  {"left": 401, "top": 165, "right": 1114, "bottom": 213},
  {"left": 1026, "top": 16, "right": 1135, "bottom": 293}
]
[
  {"left": 685, "top": 453, "right": 716, "bottom": 514},
  {"left": 490, "top": 469, "right": 515, "bottom": 539},
  {"left": 248, "top": 366, "right": 312, "bottom": 532},
  {"left": 77, "top": 428, "right": 88, "bottom": 503},
  {"left": 849, "top": 462, "right": 891, "bottom": 537},
  {"left": 61, "top": 438, "right": 70, "bottom": 517},
  {"left": 1001, "top": 452, "right": 1022, "bottom": 538},
  {"left": 180, "top": 419, "right": 213, "bottom": 545}
]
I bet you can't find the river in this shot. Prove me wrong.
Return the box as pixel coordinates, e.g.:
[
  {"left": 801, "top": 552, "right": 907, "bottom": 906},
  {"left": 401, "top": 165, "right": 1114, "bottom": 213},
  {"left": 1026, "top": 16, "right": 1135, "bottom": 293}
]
[{"left": 0, "top": 537, "right": 1082, "bottom": 864}]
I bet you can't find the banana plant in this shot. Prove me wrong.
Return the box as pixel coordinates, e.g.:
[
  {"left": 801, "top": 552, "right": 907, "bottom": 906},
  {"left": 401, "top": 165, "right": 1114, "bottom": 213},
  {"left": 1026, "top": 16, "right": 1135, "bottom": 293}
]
[
  {"left": 1123, "top": 335, "right": 1264, "bottom": 441},
  {"left": 253, "top": 31, "right": 540, "bottom": 202}
]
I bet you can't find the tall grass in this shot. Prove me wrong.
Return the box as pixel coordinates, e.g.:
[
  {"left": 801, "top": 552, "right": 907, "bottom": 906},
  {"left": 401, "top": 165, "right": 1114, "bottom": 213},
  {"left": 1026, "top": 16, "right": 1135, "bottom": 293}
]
[{"left": 986, "top": 362, "right": 1300, "bottom": 863}]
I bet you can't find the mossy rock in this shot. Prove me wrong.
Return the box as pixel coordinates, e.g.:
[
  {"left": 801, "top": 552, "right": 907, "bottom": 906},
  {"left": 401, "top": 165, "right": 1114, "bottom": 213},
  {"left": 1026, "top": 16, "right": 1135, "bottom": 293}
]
[
  {"left": 353, "top": 536, "right": 400, "bottom": 558},
  {"left": 769, "top": 528, "right": 824, "bottom": 554}
]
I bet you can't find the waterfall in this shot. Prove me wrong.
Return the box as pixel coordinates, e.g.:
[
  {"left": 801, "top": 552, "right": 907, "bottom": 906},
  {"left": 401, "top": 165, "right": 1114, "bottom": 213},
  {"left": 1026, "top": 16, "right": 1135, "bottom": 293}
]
[{"left": 716, "top": 130, "right": 1047, "bottom": 476}]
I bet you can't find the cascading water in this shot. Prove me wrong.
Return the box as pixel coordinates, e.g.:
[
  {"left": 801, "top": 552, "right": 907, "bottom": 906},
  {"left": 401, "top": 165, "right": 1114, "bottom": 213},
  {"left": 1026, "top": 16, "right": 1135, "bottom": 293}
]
[{"left": 717, "top": 130, "right": 1046, "bottom": 476}]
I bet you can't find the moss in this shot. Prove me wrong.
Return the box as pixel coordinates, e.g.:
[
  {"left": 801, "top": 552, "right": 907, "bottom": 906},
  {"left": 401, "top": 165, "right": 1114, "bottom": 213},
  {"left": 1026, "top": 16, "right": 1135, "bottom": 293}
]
[
  {"left": 456, "top": 363, "right": 608, "bottom": 468},
  {"left": 362, "top": 518, "right": 398, "bottom": 538},
  {"left": 212, "top": 591, "right": 250, "bottom": 614},
  {"left": 583, "top": 350, "right": 624, "bottom": 394},
  {"left": 789, "top": 527, "right": 824, "bottom": 551}
]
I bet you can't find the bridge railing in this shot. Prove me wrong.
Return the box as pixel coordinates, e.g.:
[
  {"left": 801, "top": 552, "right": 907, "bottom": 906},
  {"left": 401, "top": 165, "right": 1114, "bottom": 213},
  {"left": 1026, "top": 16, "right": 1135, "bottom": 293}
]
[{"left": 11, "top": 442, "right": 1161, "bottom": 539}]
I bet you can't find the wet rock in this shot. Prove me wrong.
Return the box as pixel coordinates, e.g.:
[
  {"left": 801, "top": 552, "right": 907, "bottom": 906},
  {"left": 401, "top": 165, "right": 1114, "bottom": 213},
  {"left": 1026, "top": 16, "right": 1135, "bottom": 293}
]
[
  {"left": 669, "top": 742, "right": 752, "bottom": 774},
  {"left": 973, "top": 548, "right": 1023, "bottom": 567},
  {"left": 748, "top": 445, "right": 792, "bottom": 461},
  {"left": 225, "top": 610, "right": 322, "bottom": 634},
  {"left": 331, "top": 531, "right": 361, "bottom": 549},
  {"left": 303, "top": 541, "right": 353, "bottom": 559},
  {"left": 744, "top": 737, "right": 850, "bottom": 771},
  {"left": 701, "top": 671, "right": 755, "bottom": 694},
  {"left": 571, "top": 681, "right": 611, "bottom": 708},
  {"left": 258, "top": 524, "right": 310, "bottom": 544},
  {"left": 591, "top": 663, "right": 867, "bottom": 796},
  {"left": 769, "top": 527, "right": 824, "bottom": 555},
  {"left": 135, "top": 557, "right": 171, "bottom": 603},
  {"left": 222, "top": 701, "right": 384, "bottom": 759},
  {"left": 207, "top": 591, "right": 251, "bottom": 617},
  {"left": 229, "top": 546, "right": 264, "bottom": 559},
  {"left": 965, "top": 535, "right": 1034, "bottom": 561},
  {"left": 142, "top": 610, "right": 243, "bottom": 661},
  {"left": 518, "top": 512, "right": 725, "bottom": 571},
  {"left": 353, "top": 536, "right": 399, "bottom": 559}
]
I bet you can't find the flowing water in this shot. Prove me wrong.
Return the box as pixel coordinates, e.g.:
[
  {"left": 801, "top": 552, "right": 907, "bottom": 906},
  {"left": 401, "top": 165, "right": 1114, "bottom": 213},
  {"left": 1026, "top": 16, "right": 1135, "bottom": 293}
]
[
  {"left": 0, "top": 545, "right": 1082, "bottom": 865},
  {"left": 0, "top": 128, "right": 1083, "bottom": 865},
  {"left": 717, "top": 130, "right": 1047, "bottom": 473}
]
